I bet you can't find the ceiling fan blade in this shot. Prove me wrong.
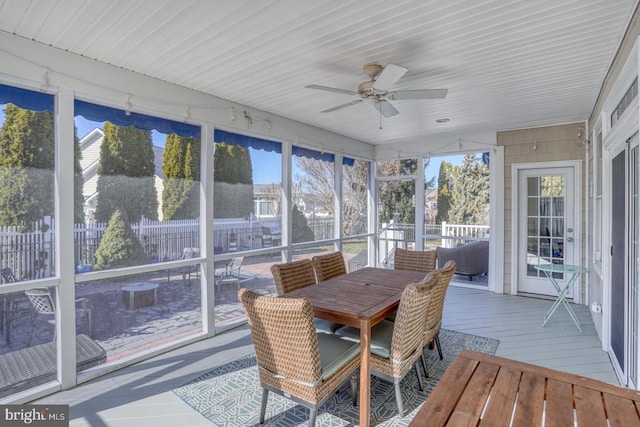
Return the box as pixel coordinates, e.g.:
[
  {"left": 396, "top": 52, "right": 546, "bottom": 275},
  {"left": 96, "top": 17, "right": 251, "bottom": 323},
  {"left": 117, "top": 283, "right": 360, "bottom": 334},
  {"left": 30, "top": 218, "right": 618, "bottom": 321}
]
[
  {"left": 389, "top": 89, "right": 448, "bottom": 100},
  {"left": 321, "top": 99, "right": 363, "bottom": 113},
  {"left": 374, "top": 99, "right": 399, "bottom": 118},
  {"left": 372, "top": 63, "right": 408, "bottom": 91},
  {"left": 305, "top": 84, "right": 358, "bottom": 96}
]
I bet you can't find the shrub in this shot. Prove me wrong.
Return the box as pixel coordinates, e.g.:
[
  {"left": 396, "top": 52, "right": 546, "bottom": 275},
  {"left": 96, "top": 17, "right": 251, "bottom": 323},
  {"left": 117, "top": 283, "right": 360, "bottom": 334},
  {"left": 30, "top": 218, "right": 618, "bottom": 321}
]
[{"left": 94, "top": 209, "right": 148, "bottom": 270}]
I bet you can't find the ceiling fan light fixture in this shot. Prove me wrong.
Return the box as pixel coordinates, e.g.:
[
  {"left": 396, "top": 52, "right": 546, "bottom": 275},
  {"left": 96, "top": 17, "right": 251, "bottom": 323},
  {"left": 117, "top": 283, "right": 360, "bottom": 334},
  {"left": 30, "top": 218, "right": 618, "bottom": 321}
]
[{"left": 305, "top": 63, "right": 448, "bottom": 117}]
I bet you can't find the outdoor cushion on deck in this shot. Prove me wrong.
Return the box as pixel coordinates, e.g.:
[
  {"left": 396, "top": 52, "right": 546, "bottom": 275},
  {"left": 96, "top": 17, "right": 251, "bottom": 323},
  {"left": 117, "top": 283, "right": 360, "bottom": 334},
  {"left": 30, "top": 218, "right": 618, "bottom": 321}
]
[
  {"left": 0, "top": 334, "right": 106, "bottom": 397},
  {"left": 436, "top": 240, "right": 489, "bottom": 280}
]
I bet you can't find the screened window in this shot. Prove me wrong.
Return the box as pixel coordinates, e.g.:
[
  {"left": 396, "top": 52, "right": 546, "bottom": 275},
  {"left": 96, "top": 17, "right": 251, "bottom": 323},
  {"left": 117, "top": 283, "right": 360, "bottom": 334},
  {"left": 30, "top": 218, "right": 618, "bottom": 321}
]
[
  {"left": 292, "top": 146, "right": 335, "bottom": 243},
  {"left": 213, "top": 130, "right": 282, "bottom": 253},
  {"left": 0, "top": 84, "right": 56, "bottom": 280},
  {"left": 72, "top": 100, "right": 203, "bottom": 363}
]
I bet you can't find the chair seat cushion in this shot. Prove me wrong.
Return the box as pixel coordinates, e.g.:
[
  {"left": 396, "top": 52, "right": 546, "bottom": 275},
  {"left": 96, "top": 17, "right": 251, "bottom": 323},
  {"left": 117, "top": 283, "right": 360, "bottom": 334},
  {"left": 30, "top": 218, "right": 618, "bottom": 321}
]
[
  {"left": 317, "top": 333, "right": 361, "bottom": 380},
  {"left": 335, "top": 320, "right": 395, "bottom": 360},
  {"left": 315, "top": 319, "right": 341, "bottom": 334}
]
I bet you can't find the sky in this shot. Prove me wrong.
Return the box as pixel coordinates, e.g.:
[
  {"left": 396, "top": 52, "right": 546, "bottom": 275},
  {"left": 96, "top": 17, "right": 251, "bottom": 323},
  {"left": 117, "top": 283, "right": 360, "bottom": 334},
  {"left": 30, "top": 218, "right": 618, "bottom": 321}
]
[{"left": 425, "top": 155, "right": 465, "bottom": 186}]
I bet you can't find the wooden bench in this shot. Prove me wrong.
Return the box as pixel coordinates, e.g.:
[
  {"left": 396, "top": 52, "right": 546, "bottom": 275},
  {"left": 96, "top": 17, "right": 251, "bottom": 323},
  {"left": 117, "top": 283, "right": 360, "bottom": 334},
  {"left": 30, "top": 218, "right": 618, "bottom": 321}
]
[
  {"left": 410, "top": 349, "right": 640, "bottom": 426},
  {"left": 0, "top": 334, "right": 106, "bottom": 398}
]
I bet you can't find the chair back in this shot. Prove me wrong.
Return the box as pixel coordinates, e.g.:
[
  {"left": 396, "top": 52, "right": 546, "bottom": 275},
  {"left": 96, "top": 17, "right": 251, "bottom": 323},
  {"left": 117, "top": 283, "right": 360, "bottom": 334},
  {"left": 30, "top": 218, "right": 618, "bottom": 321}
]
[
  {"left": 1, "top": 268, "right": 17, "bottom": 283},
  {"left": 424, "top": 260, "right": 456, "bottom": 332},
  {"left": 181, "top": 247, "right": 199, "bottom": 260},
  {"left": 262, "top": 227, "right": 274, "bottom": 247},
  {"left": 312, "top": 252, "right": 346, "bottom": 282},
  {"left": 271, "top": 259, "right": 316, "bottom": 295},
  {"left": 238, "top": 288, "right": 321, "bottom": 386},
  {"left": 228, "top": 256, "right": 243, "bottom": 273},
  {"left": 389, "top": 271, "right": 440, "bottom": 363},
  {"left": 25, "top": 288, "right": 55, "bottom": 315},
  {"left": 394, "top": 248, "right": 437, "bottom": 273}
]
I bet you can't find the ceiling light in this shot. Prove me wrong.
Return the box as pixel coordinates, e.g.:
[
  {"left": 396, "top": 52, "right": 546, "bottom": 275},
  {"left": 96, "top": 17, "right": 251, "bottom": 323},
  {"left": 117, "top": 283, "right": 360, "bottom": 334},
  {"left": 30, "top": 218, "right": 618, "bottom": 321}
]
[{"left": 436, "top": 118, "right": 450, "bottom": 123}]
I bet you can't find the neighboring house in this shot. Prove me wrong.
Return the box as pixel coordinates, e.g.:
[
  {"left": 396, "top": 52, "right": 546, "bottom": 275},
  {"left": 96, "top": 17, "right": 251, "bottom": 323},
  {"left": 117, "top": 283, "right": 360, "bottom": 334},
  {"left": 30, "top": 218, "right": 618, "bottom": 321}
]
[
  {"left": 425, "top": 188, "right": 438, "bottom": 223},
  {"left": 253, "top": 183, "right": 280, "bottom": 219},
  {"left": 79, "top": 128, "right": 165, "bottom": 221}
]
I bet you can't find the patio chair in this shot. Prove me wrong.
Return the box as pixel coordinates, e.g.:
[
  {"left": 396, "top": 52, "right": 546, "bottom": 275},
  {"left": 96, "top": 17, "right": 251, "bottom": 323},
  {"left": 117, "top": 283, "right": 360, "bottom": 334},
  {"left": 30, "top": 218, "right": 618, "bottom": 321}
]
[
  {"left": 393, "top": 248, "right": 437, "bottom": 273},
  {"left": 0, "top": 268, "right": 31, "bottom": 344},
  {"left": 24, "top": 287, "right": 92, "bottom": 345},
  {"left": 312, "top": 251, "right": 346, "bottom": 282},
  {"left": 335, "top": 271, "right": 439, "bottom": 416},
  {"left": 168, "top": 247, "right": 200, "bottom": 286},
  {"left": 420, "top": 260, "right": 456, "bottom": 378},
  {"left": 215, "top": 256, "right": 245, "bottom": 292},
  {"left": 270, "top": 259, "right": 340, "bottom": 334},
  {"left": 238, "top": 288, "right": 360, "bottom": 426},
  {"left": 261, "top": 226, "right": 275, "bottom": 248}
]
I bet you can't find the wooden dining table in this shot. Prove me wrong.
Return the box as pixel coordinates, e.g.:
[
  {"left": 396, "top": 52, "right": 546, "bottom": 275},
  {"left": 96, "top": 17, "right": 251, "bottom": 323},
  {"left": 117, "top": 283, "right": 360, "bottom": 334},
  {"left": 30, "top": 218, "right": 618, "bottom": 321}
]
[
  {"left": 283, "top": 266, "right": 427, "bottom": 427},
  {"left": 410, "top": 349, "right": 640, "bottom": 426}
]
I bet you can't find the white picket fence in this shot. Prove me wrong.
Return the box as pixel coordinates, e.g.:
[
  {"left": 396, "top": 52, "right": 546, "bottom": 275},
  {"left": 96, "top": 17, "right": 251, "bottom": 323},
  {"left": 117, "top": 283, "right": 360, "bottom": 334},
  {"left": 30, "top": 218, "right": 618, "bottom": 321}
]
[{"left": 0, "top": 216, "right": 283, "bottom": 280}]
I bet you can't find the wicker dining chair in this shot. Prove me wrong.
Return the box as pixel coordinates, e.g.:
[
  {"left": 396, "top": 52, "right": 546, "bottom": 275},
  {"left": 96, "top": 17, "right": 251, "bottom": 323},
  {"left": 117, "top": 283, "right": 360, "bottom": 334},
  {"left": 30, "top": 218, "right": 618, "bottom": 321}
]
[
  {"left": 420, "top": 260, "right": 456, "bottom": 378},
  {"left": 312, "top": 251, "right": 346, "bottom": 282},
  {"left": 270, "top": 259, "right": 317, "bottom": 296},
  {"left": 238, "top": 288, "right": 360, "bottom": 426},
  {"left": 393, "top": 247, "right": 437, "bottom": 273},
  {"left": 335, "top": 271, "right": 440, "bottom": 416},
  {"left": 270, "top": 259, "right": 341, "bottom": 334}
]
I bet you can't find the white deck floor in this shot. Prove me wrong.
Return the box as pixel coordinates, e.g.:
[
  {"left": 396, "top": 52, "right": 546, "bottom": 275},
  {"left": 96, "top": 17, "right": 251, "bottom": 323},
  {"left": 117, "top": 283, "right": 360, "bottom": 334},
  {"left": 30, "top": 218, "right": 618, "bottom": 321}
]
[{"left": 37, "top": 286, "right": 618, "bottom": 427}]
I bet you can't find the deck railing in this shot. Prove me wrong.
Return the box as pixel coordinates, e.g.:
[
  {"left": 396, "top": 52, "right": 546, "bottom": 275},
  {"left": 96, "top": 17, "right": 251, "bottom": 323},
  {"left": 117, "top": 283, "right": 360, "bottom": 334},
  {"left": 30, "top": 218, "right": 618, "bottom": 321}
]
[{"left": 379, "top": 221, "right": 490, "bottom": 266}]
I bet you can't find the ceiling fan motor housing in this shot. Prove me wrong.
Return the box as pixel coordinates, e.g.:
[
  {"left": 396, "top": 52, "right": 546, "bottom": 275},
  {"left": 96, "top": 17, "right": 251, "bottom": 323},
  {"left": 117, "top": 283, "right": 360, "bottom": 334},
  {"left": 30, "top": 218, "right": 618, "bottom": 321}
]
[{"left": 358, "top": 80, "right": 380, "bottom": 96}]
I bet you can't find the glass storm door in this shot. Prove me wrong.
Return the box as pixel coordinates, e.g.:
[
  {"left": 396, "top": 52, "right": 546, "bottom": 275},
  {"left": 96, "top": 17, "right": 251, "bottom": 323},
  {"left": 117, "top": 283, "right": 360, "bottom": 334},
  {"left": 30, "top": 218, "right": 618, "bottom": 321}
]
[{"left": 518, "top": 167, "right": 577, "bottom": 297}]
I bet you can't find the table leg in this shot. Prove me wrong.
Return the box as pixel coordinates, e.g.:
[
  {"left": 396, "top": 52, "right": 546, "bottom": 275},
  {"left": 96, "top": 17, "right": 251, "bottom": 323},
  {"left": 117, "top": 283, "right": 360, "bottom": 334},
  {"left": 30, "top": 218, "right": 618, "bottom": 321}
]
[
  {"left": 359, "top": 319, "right": 371, "bottom": 427},
  {"left": 542, "top": 272, "right": 583, "bottom": 333}
]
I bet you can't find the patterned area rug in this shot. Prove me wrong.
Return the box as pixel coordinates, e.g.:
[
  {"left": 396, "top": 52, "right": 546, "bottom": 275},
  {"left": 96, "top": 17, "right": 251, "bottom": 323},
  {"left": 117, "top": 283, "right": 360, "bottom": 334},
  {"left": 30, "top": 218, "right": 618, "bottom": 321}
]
[{"left": 172, "top": 329, "right": 499, "bottom": 426}]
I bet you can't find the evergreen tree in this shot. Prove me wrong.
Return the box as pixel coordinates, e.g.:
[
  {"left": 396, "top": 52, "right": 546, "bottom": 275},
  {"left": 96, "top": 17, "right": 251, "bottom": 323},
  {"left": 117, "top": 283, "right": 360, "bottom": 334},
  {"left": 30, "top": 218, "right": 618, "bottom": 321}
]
[
  {"left": 291, "top": 204, "right": 315, "bottom": 243},
  {"left": 213, "top": 142, "right": 254, "bottom": 218},
  {"left": 94, "top": 122, "right": 158, "bottom": 224},
  {"left": 435, "top": 161, "right": 453, "bottom": 224},
  {"left": 93, "top": 209, "right": 148, "bottom": 270},
  {"left": 377, "top": 159, "right": 417, "bottom": 224},
  {"left": 448, "top": 153, "right": 490, "bottom": 224},
  {"left": 0, "top": 104, "right": 84, "bottom": 231},
  {"left": 72, "top": 127, "right": 85, "bottom": 224},
  {"left": 162, "top": 134, "right": 200, "bottom": 220}
]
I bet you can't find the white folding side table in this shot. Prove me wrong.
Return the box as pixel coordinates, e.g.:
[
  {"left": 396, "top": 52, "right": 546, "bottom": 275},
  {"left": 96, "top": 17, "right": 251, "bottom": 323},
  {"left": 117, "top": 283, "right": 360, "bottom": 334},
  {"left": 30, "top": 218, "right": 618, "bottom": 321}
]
[{"left": 534, "top": 263, "right": 588, "bottom": 333}]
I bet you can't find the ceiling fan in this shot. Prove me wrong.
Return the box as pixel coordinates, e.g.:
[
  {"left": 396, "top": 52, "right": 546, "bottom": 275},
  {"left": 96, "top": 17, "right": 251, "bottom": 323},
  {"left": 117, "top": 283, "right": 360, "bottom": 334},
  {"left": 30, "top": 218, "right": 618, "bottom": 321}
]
[{"left": 305, "top": 63, "right": 447, "bottom": 118}]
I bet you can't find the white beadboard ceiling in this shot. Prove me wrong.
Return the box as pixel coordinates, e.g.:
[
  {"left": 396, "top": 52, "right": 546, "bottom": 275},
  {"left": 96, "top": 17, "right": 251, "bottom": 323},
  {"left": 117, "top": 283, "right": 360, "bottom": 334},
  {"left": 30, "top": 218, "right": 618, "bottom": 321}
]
[{"left": 0, "top": 0, "right": 636, "bottom": 148}]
